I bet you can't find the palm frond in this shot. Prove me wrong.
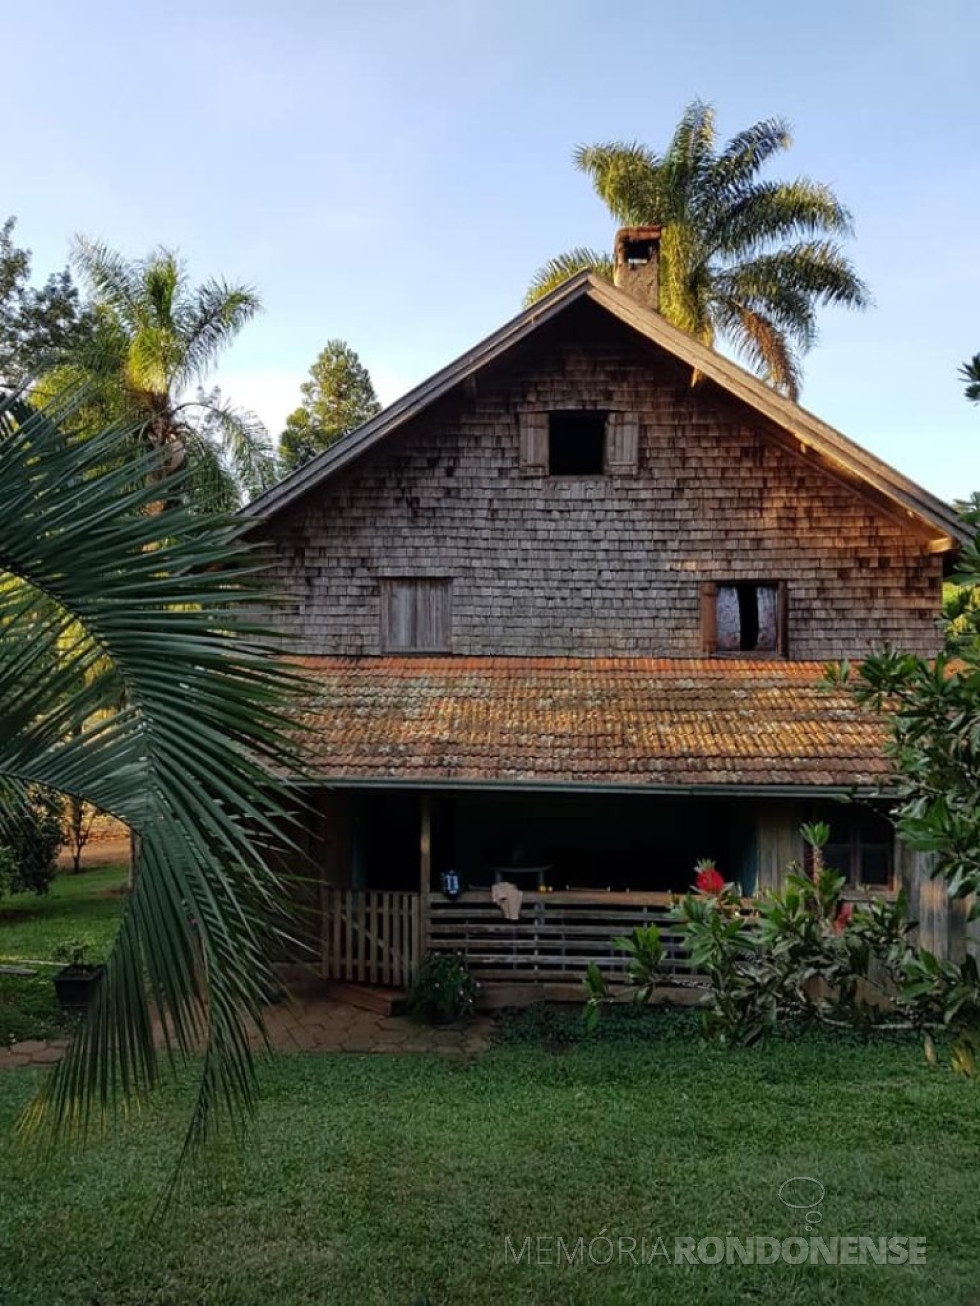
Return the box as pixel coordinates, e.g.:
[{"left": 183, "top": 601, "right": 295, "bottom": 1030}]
[
  {"left": 574, "top": 141, "right": 662, "bottom": 224},
  {"left": 189, "top": 388, "right": 279, "bottom": 505},
  {"left": 714, "top": 298, "right": 804, "bottom": 399},
  {"left": 177, "top": 280, "right": 262, "bottom": 391},
  {"left": 708, "top": 117, "right": 793, "bottom": 196},
  {"left": 724, "top": 241, "right": 871, "bottom": 312},
  {"left": 71, "top": 238, "right": 143, "bottom": 331},
  {"left": 960, "top": 354, "right": 980, "bottom": 404},
  {"left": 0, "top": 390, "right": 308, "bottom": 1154},
  {"left": 523, "top": 250, "right": 612, "bottom": 306},
  {"left": 709, "top": 180, "right": 856, "bottom": 257}
]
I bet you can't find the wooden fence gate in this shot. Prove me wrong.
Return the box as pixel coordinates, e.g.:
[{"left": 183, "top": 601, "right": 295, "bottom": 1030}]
[{"left": 321, "top": 890, "right": 421, "bottom": 988}]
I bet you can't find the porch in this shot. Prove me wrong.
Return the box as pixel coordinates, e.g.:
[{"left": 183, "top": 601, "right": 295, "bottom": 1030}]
[{"left": 295, "top": 785, "right": 911, "bottom": 999}]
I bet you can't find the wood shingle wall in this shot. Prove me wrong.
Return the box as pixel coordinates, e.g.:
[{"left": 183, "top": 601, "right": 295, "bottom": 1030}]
[{"left": 260, "top": 305, "right": 943, "bottom": 660}]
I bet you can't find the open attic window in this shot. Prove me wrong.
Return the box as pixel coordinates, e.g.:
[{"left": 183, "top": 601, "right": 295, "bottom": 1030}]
[
  {"left": 548, "top": 412, "right": 606, "bottom": 476},
  {"left": 702, "top": 581, "right": 787, "bottom": 656}
]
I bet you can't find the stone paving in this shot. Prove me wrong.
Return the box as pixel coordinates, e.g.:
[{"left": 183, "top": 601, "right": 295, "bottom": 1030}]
[{"left": 0, "top": 998, "right": 494, "bottom": 1071}]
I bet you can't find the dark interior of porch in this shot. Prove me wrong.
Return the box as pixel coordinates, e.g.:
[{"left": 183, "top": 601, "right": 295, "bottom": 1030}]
[{"left": 346, "top": 788, "right": 761, "bottom": 895}]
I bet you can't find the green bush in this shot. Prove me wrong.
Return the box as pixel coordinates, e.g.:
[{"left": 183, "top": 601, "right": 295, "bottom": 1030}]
[
  {"left": 0, "top": 788, "right": 62, "bottom": 899},
  {"left": 407, "top": 951, "right": 478, "bottom": 1025}
]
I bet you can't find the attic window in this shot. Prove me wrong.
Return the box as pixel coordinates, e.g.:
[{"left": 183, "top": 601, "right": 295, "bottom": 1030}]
[
  {"left": 548, "top": 412, "right": 606, "bottom": 476},
  {"left": 702, "top": 581, "right": 786, "bottom": 656}
]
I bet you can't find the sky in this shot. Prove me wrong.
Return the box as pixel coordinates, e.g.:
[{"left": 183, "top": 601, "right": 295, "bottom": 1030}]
[{"left": 4, "top": 0, "right": 979, "bottom": 501}]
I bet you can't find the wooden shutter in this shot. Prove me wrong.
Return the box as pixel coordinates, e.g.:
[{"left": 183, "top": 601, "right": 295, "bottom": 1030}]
[
  {"left": 415, "top": 580, "right": 450, "bottom": 651},
  {"left": 606, "top": 412, "right": 640, "bottom": 474},
  {"left": 700, "top": 582, "right": 717, "bottom": 655},
  {"left": 381, "top": 580, "right": 451, "bottom": 652},
  {"left": 518, "top": 412, "right": 548, "bottom": 475}
]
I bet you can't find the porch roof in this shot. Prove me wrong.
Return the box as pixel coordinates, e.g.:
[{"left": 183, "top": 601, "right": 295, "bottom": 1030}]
[{"left": 296, "top": 657, "right": 893, "bottom": 793}]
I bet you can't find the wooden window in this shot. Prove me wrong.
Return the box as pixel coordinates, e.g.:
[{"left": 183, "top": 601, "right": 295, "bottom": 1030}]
[
  {"left": 806, "top": 809, "right": 894, "bottom": 891},
  {"left": 702, "top": 581, "right": 787, "bottom": 656},
  {"left": 548, "top": 412, "right": 606, "bottom": 475},
  {"left": 380, "top": 579, "right": 451, "bottom": 653}
]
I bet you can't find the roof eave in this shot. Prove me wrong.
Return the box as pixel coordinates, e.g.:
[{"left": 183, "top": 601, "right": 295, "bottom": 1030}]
[{"left": 289, "top": 775, "right": 896, "bottom": 800}]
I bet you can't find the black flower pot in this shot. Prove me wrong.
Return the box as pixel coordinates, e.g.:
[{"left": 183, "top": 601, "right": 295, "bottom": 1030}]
[{"left": 53, "top": 964, "right": 104, "bottom": 1010}]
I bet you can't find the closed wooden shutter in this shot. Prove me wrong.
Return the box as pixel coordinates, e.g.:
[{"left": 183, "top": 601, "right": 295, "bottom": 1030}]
[
  {"left": 518, "top": 412, "right": 548, "bottom": 475},
  {"left": 606, "top": 412, "right": 640, "bottom": 474},
  {"left": 700, "top": 582, "right": 717, "bottom": 655},
  {"left": 381, "top": 579, "right": 451, "bottom": 652}
]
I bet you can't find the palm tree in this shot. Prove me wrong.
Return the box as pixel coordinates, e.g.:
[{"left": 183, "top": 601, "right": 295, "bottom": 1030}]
[
  {"left": 526, "top": 101, "right": 870, "bottom": 400},
  {"left": 43, "top": 239, "right": 278, "bottom": 510},
  {"left": 0, "top": 388, "right": 305, "bottom": 1152}
]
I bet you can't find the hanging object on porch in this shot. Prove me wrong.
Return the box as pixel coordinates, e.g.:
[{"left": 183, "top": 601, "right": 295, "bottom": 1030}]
[
  {"left": 491, "top": 880, "right": 523, "bottom": 921},
  {"left": 441, "top": 870, "right": 461, "bottom": 900}
]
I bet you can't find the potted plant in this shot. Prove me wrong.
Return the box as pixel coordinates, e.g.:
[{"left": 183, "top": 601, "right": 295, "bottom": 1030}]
[
  {"left": 52, "top": 938, "right": 103, "bottom": 1009},
  {"left": 407, "top": 951, "right": 479, "bottom": 1025}
]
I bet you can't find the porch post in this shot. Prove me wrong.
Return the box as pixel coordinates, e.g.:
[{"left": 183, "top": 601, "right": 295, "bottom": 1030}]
[{"left": 418, "top": 791, "right": 432, "bottom": 973}]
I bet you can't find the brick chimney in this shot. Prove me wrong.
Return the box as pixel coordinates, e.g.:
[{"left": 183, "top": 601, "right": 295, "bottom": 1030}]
[{"left": 613, "top": 226, "right": 661, "bottom": 312}]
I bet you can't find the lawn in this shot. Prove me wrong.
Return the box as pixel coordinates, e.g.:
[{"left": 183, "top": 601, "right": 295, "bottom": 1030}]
[
  {"left": 0, "top": 864, "right": 127, "bottom": 1043},
  {"left": 2, "top": 1032, "right": 979, "bottom": 1305}
]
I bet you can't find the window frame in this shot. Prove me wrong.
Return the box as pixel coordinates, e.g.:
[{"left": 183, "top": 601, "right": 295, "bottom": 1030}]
[
  {"left": 701, "top": 579, "right": 788, "bottom": 658},
  {"left": 808, "top": 830, "right": 895, "bottom": 895}
]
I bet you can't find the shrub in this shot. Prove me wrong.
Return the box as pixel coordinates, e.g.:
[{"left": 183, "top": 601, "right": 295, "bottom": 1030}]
[
  {"left": 0, "top": 788, "right": 62, "bottom": 898},
  {"left": 583, "top": 825, "right": 980, "bottom": 1072},
  {"left": 408, "top": 951, "right": 478, "bottom": 1025}
]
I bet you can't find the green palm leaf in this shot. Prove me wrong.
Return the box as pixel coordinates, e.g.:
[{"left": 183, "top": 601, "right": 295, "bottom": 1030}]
[
  {"left": 960, "top": 354, "right": 980, "bottom": 404},
  {"left": 0, "top": 389, "right": 307, "bottom": 1154},
  {"left": 523, "top": 249, "right": 613, "bottom": 307}
]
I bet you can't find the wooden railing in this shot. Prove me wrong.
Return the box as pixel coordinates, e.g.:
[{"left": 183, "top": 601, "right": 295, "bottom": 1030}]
[
  {"left": 426, "top": 890, "right": 702, "bottom": 983},
  {"left": 321, "top": 889, "right": 420, "bottom": 988}
]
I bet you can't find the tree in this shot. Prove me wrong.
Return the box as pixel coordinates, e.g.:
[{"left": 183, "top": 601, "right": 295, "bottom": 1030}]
[
  {"left": 832, "top": 368, "right": 980, "bottom": 908},
  {"left": 960, "top": 354, "right": 980, "bottom": 404},
  {"left": 280, "top": 339, "right": 380, "bottom": 471},
  {"left": 42, "top": 239, "right": 278, "bottom": 511},
  {"left": 0, "top": 217, "right": 92, "bottom": 384},
  {"left": 525, "top": 101, "right": 870, "bottom": 400},
  {"left": 0, "top": 388, "right": 306, "bottom": 1150}
]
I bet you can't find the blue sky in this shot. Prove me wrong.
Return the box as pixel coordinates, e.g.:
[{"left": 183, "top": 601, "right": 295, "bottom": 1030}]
[{"left": 6, "top": 0, "right": 979, "bottom": 500}]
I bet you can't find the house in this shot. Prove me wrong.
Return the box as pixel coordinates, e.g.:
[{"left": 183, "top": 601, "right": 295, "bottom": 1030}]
[{"left": 244, "top": 229, "right": 970, "bottom": 999}]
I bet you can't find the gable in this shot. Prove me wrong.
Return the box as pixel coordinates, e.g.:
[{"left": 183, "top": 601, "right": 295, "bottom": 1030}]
[
  {"left": 244, "top": 275, "right": 966, "bottom": 554},
  {"left": 255, "top": 310, "right": 944, "bottom": 663}
]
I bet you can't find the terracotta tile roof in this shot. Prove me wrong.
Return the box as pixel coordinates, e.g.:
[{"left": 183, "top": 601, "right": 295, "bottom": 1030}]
[{"left": 295, "top": 657, "right": 893, "bottom": 791}]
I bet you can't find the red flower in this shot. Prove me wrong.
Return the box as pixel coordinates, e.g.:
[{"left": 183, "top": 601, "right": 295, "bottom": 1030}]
[
  {"left": 834, "top": 902, "right": 854, "bottom": 933},
  {"left": 695, "top": 866, "right": 725, "bottom": 895}
]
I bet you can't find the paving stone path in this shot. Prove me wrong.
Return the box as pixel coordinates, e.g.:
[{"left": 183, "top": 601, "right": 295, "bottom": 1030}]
[{"left": 0, "top": 999, "right": 494, "bottom": 1070}]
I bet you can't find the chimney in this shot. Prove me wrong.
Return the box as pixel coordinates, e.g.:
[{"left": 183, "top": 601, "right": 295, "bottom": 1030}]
[{"left": 613, "top": 226, "right": 661, "bottom": 312}]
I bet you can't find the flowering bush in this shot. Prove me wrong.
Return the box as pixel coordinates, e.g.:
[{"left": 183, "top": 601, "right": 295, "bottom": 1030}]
[
  {"left": 580, "top": 826, "right": 980, "bottom": 1070},
  {"left": 694, "top": 860, "right": 725, "bottom": 895},
  {"left": 408, "top": 951, "right": 479, "bottom": 1025}
]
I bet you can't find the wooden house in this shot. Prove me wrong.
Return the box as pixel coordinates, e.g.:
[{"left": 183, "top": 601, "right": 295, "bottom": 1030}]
[{"left": 244, "top": 228, "right": 970, "bottom": 1000}]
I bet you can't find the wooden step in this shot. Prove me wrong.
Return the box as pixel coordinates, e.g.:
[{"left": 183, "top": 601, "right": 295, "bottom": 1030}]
[{"left": 326, "top": 982, "right": 408, "bottom": 1017}]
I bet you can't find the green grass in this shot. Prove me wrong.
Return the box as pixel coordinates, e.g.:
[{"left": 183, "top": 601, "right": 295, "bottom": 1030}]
[
  {"left": 2, "top": 1036, "right": 979, "bottom": 1304},
  {"left": 0, "top": 864, "right": 127, "bottom": 1043}
]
